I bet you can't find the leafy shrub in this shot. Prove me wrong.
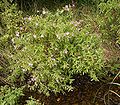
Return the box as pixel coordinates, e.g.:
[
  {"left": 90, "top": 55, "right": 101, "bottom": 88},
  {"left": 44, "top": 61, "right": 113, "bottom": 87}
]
[
  {"left": 1, "top": 5, "right": 104, "bottom": 96},
  {"left": 0, "top": 86, "right": 24, "bottom": 105},
  {"left": 98, "top": 0, "right": 120, "bottom": 43},
  {"left": 96, "top": 0, "right": 120, "bottom": 76},
  {"left": 0, "top": 4, "right": 23, "bottom": 77},
  {"left": 26, "top": 97, "right": 44, "bottom": 105}
]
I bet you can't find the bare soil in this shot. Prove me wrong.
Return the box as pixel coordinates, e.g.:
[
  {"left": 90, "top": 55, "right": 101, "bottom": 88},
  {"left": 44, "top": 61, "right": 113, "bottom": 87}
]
[{"left": 22, "top": 75, "right": 120, "bottom": 105}]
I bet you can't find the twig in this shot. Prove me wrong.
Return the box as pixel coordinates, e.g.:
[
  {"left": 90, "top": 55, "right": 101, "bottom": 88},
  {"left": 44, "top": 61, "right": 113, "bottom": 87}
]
[
  {"left": 109, "top": 90, "right": 120, "bottom": 98},
  {"left": 104, "top": 92, "right": 108, "bottom": 105},
  {"left": 93, "top": 83, "right": 107, "bottom": 104},
  {"left": 107, "top": 71, "right": 120, "bottom": 105}
]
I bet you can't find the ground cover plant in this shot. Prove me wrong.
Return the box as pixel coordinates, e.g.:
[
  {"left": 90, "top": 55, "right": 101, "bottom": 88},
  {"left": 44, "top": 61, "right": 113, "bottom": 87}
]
[{"left": 0, "top": 0, "right": 120, "bottom": 105}]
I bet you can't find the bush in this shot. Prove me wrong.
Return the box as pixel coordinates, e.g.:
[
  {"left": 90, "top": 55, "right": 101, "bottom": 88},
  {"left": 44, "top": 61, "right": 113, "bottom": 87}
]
[
  {"left": 98, "top": 0, "right": 120, "bottom": 42},
  {"left": 26, "top": 97, "right": 44, "bottom": 105},
  {"left": 0, "top": 86, "right": 24, "bottom": 105},
  {"left": 0, "top": 5, "right": 104, "bottom": 96},
  {"left": 96, "top": 0, "right": 120, "bottom": 75},
  {"left": 0, "top": 4, "right": 23, "bottom": 77}
]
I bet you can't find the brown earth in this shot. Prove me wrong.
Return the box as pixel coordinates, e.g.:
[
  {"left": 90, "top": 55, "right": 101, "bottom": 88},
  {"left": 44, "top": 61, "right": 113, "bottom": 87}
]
[{"left": 22, "top": 75, "right": 120, "bottom": 105}]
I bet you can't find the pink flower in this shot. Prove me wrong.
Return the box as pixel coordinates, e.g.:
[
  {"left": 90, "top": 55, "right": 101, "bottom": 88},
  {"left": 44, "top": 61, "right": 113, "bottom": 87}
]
[
  {"left": 28, "top": 17, "right": 32, "bottom": 21},
  {"left": 20, "top": 27, "right": 23, "bottom": 30}
]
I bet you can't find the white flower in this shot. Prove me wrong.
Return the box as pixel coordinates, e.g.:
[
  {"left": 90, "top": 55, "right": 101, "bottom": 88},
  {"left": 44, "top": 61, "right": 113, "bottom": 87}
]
[
  {"left": 72, "top": 34, "right": 74, "bottom": 36},
  {"left": 64, "top": 32, "right": 70, "bottom": 36},
  {"left": 31, "top": 77, "right": 36, "bottom": 82},
  {"left": 86, "top": 32, "right": 89, "bottom": 35},
  {"left": 32, "top": 76, "right": 37, "bottom": 81},
  {"left": 35, "top": 82, "right": 37, "bottom": 86},
  {"left": 51, "top": 54, "right": 54, "bottom": 57},
  {"left": 64, "top": 5, "right": 70, "bottom": 11},
  {"left": 65, "top": 5, "right": 69, "bottom": 8},
  {"left": 24, "top": 17, "right": 27, "bottom": 20},
  {"left": 37, "top": 10, "right": 39, "bottom": 13},
  {"left": 78, "top": 28, "right": 81, "bottom": 31},
  {"left": 71, "top": 21, "right": 74, "bottom": 24},
  {"left": 41, "top": 34, "right": 44, "bottom": 38},
  {"left": 9, "top": 54, "right": 13, "bottom": 58},
  {"left": 15, "top": 31, "right": 19, "bottom": 37},
  {"left": 74, "top": 21, "right": 79, "bottom": 26},
  {"left": 51, "top": 58, "right": 55, "bottom": 61},
  {"left": 36, "top": 23, "right": 38, "bottom": 26},
  {"left": 22, "top": 69, "right": 26, "bottom": 72},
  {"left": 55, "top": 48, "right": 58, "bottom": 50},
  {"left": 28, "top": 80, "right": 31, "bottom": 84},
  {"left": 10, "top": 70, "right": 12, "bottom": 72},
  {"left": 42, "top": 10, "right": 46, "bottom": 14},
  {"left": 33, "top": 34, "right": 37, "bottom": 38},
  {"left": 28, "top": 63, "right": 33, "bottom": 67},
  {"left": 56, "top": 34, "right": 60, "bottom": 39},
  {"left": 64, "top": 49, "right": 68, "bottom": 54},
  {"left": 71, "top": 21, "right": 82, "bottom": 27},
  {"left": 66, "top": 32, "right": 70, "bottom": 35},
  {"left": 22, "top": 47, "right": 27, "bottom": 51},
  {"left": 14, "top": 45, "right": 17, "bottom": 49},
  {"left": 25, "top": 47, "right": 27, "bottom": 49},
  {"left": 56, "top": 79, "right": 59, "bottom": 83},
  {"left": 11, "top": 38, "right": 14, "bottom": 43},
  {"left": 79, "top": 20, "right": 84, "bottom": 22},
  {"left": 72, "top": 4, "right": 75, "bottom": 7},
  {"left": 74, "top": 23, "right": 78, "bottom": 26}
]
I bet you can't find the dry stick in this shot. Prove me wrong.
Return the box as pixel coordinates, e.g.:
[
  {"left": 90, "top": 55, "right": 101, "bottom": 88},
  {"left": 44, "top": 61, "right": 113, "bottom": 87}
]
[
  {"left": 93, "top": 83, "right": 108, "bottom": 104},
  {"left": 111, "top": 71, "right": 120, "bottom": 83},
  {"left": 109, "top": 90, "right": 120, "bottom": 98},
  {"left": 94, "top": 71, "right": 120, "bottom": 105},
  {"left": 104, "top": 92, "right": 108, "bottom": 105},
  {"left": 109, "top": 97, "right": 118, "bottom": 105},
  {"left": 109, "top": 82, "right": 120, "bottom": 86},
  {"left": 107, "top": 71, "right": 120, "bottom": 105}
]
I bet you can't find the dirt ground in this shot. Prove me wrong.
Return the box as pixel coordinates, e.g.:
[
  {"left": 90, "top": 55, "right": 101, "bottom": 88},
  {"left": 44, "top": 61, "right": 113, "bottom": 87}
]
[{"left": 22, "top": 75, "right": 120, "bottom": 105}]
